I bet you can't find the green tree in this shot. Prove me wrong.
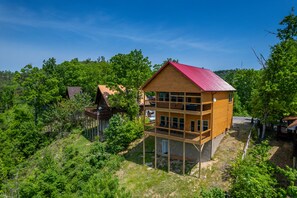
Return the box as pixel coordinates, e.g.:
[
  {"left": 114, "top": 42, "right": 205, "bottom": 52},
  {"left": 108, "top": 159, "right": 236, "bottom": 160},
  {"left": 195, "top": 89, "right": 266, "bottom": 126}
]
[
  {"left": 15, "top": 65, "right": 61, "bottom": 124},
  {"left": 252, "top": 9, "right": 297, "bottom": 137},
  {"left": 277, "top": 8, "right": 297, "bottom": 41},
  {"left": 43, "top": 93, "right": 91, "bottom": 136},
  {"left": 107, "top": 49, "right": 152, "bottom": 119},
  {"left": 0, "top": 104, "right": 46, "bottom": 191},
  {"left": 153, "top": 58, "right": 178, "bottom": 72}
]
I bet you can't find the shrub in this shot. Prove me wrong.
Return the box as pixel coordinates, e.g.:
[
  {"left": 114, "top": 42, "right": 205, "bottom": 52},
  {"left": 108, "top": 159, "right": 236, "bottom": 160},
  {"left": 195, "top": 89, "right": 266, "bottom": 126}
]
[
  {"left": 229, "top": 142, "right": 277, "bottom": 198},
  {"left": 104, "top": 114, "right": 143, "bottom": 153},
  {"left": 199, "top": 187, "right": 225, "bottom": 198}
]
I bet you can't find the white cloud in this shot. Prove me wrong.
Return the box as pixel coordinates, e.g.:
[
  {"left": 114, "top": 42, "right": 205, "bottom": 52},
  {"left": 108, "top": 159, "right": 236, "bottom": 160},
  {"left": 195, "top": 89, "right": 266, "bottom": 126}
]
[{"left": 0, "top": 4, "right": 233, "bottom": 53}]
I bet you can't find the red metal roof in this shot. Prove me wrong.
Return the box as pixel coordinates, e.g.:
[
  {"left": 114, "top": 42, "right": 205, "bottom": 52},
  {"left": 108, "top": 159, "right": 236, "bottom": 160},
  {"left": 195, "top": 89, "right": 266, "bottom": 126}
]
[{"left": 142, "top": 62, "right": 235, "bottom": 91}]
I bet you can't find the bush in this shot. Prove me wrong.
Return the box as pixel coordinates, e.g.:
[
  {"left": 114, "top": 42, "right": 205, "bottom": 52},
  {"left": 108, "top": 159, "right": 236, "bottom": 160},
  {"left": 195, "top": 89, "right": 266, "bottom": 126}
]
[
  {"left": 104, "top": 114, "right": 143, "bottom": 153},
  {"left": 229, "top": 142, "right": 278, "bottom": 198},
  {"left": 199, "top": 187, "right": 225, "bottom": 198}
]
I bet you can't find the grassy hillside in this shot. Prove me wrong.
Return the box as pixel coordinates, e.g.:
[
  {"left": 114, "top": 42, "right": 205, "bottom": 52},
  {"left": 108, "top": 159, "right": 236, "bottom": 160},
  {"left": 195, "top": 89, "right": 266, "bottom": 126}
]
[{"left": 1, "top": 128, "right": 129, "bottom": 197}]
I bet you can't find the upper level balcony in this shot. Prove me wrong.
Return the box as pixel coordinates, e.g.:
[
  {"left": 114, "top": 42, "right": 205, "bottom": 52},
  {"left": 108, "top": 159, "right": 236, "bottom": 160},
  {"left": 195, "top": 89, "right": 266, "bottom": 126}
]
[{"left": 145, "top": 92, "right": 212, "bottom": 115}]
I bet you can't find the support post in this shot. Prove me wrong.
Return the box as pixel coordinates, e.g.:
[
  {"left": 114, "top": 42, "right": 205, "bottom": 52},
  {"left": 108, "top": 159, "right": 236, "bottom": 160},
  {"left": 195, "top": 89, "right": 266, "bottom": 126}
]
[
  {"left": 168, "top": 140, "right": 170, "bottom": 172},
  {"left": 183, "top": 141, "right": 185, "bottom": 175},
  {"left": 143, "top": 136, "right": 146, "bottom": 165},
  {"left": 155, "top": 136, "right": 157, "bottom": 168},
  {"left": 200, "top": 94, "right": 203, "bottom": 143},
  {"left": 183, "top": 92, "right": 186, "bottom": 139},
  {"left": 199, "top": 144, "right": 202, "bottom": 178},
  {"left": 143, "top": 91, "right": 146, "bottom": 165}
]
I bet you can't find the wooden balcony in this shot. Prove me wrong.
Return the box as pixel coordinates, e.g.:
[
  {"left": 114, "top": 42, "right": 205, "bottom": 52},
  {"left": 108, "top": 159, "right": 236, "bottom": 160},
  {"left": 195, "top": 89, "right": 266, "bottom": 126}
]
[
  {"left": 145, "top": 100, "right": 211, "bottom": 115},
  {"left": 84, "top": 107, "right": 113, "bottom": 120},
  {"left": 144, "top": 125, "right": 211, "bottom": 145}
]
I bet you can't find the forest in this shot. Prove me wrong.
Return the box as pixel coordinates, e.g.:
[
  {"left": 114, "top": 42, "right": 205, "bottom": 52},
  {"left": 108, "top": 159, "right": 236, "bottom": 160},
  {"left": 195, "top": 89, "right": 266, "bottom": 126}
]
[{"left": 0, "top": 9, "right": 297, "bottom": 198}]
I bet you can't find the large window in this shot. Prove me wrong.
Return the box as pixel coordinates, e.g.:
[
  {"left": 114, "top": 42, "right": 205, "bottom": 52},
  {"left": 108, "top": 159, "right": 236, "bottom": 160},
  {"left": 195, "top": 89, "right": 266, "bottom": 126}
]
[
  {"left": 160, "top": 116, "right": 165, "bottom": 126},
  {"left": 186, "top": 97, "right": 191, "bottom": 103},
  {"left": 191, "top": 121, "right": 195, "bottom": 132},
  {"left": 196, "top": 97, "right": 201, "bottom": 103},
  {"left": 160, "top": 116, "right": 169, "bottom": 127},
  {"left": 198, "top": 120, "right": 209, "bottom": 131},
  {"left": 203, "top": 120, "right": 209, "bottom": 131},
  {"left": 159, "top": 92, "right": 169, "bottom": 101},
  {"left": 172, "top": 117, "right": 178, "bottom": 128}
]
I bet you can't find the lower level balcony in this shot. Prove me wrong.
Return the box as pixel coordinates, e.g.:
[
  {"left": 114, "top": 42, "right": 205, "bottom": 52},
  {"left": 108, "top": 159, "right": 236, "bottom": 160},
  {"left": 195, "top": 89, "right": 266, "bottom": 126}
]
[{"left": 144, "top": 126, "right": 211, "bottom": 145}]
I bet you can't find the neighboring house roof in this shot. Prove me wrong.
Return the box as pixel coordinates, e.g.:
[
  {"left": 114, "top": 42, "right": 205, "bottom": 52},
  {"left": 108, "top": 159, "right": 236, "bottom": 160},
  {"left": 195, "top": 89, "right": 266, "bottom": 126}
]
[
  {"left": 283, "top": 116, "right": 297, "bottom": 121},
  {"left": 142, "top": 61, "right": 236, "bottom": 92},
  {"left": 97, "top": 85, "right": 117, "bottom": 107},
  {"left": 288, "top": 120, "right": 297, "bottom": 128},
  {"left": 66, "top": 86, "right": 82, "bottom": 99},
  {"left": 96, "top": 85, "right": 149, "bottom": 107}
]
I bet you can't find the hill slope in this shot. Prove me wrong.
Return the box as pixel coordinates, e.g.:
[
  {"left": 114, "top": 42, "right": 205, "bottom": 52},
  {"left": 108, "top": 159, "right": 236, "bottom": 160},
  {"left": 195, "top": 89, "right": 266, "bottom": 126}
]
[{"left": 1, "top": 128, "right": 129, "bottom": 197}]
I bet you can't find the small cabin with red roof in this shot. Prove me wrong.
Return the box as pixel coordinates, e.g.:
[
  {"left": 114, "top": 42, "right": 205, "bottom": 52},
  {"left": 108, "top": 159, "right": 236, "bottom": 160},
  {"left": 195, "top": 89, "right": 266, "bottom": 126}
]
[{"left": 142, "top": 61, "right": 235, "bottom": 174}]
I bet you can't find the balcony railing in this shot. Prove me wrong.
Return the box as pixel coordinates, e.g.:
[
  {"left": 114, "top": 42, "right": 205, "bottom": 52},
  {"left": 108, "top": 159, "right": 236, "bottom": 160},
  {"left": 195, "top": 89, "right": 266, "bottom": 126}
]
[
  {"left": 84, "top": 107, "right": 113, "bottom": 120},
  {"left": 144, "top": 123, "right": 211, "bottom": 144},
  {"left": 145, "top": 100, "right": 211, "bottom": 114}
]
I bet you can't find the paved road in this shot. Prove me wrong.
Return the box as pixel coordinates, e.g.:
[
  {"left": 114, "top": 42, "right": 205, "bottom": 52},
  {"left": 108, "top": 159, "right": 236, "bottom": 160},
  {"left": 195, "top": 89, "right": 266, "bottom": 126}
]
[{"left": 233, "top": 116, "right": 252, "bottom": 124}]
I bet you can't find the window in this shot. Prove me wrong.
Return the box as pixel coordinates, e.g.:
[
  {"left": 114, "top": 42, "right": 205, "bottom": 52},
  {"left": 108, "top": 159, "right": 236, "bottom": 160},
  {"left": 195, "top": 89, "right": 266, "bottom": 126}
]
[
  {"left": 186, "top": 97, "right": 191, "bottom": 103},
  {"left": 179, "top": 118, "right": 184, "bottom": 130},
  {"left": 178, "top": 96, "right": 184, "bottom": 102},
  {"left": 196, "top": 97, "right": 201, "bottom": 103},
  {"left": 203, "top": 120, "right": 209, "bottom": 131},
  {"left": 198, "top": 120, "right": 209, "bottom": 131},
  {"left": 171, "top": 96, "right": 177, "bottom": 102},
  {"left": 191, "top": 121, "right": 195, "bottom": 132},
  {"left": 228, "top": 93, "right": 233, "bottom": 102},
  {"left": 172, "top": 117, "right": 178, "bottom": 128},
  {"left": 161, "top": 139, "right": 168, "bottom": 154},
  {"left": 160, "top": 116, "right": 165, "bottom": 126},
  {"left": 159, "top": 92, "right": 169, "bottom": 101}
]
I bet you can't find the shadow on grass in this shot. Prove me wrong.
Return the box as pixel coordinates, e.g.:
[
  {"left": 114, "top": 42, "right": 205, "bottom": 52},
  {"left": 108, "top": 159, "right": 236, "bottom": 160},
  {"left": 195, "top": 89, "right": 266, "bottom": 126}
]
[{"left": 269, "top": 139, "right": 293, "bottom": 168}]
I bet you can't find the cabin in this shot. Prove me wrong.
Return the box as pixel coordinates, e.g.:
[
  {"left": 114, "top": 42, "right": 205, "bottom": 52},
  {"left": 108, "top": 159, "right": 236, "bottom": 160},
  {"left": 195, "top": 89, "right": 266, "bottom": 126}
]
[
  {"left": 66, "top": 86, "right": 82, "bottom": 99},
  {"left": 142, "top": 61, "right": 235, "bottom": 174},
  {"left": 84, "top": 85, "right": 121, "bottom": 137},
  {"left": 84, "top": 85, "right": 151, "bottom": 139}
]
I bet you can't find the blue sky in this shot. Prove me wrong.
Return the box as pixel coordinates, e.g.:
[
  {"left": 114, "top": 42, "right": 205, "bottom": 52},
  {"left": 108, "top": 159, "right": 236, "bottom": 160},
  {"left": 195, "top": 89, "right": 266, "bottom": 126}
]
[{"left": 0, "top": 0, "right": 295, "bottom": 71}]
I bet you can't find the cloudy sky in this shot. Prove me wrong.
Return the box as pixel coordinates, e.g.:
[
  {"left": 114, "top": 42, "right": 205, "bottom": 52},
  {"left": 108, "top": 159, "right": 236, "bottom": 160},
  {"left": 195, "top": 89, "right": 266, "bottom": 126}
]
[{"left": 0, "top": 0, "right": 295, "bottom": 71}]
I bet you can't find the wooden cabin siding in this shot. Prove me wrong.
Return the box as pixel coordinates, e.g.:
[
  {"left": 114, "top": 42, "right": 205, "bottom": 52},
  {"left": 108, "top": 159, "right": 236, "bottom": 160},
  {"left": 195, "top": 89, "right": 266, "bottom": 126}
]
[
  {"left": 212, "top": 92, "right": 233, "bottom": 138},
  {"left": 202, "top": 92, "right": 212, "bottom": 103},
  {"left": 143, "top": 65, "right": 201, "bottom": 92},
  {"left": 155, "top": 111, "right": 210, "bottom": 133}
]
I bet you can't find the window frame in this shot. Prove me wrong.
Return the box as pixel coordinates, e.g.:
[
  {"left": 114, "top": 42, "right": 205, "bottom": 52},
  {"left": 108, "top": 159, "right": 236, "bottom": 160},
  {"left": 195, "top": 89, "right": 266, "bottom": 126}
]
[
  {"left": 203, "top": 120, "right": 209, "bottom": 131},
  {"left": 179, "top": 118, "right": 184, "bottom": 130},
  {"left": 161, "top": 139, "right": 168, "bottom": 155}
]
